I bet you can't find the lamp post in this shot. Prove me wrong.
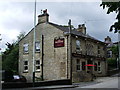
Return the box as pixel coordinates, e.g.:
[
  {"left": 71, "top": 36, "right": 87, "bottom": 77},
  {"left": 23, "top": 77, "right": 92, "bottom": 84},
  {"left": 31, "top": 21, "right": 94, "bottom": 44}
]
[{"left": 33, "top": 0, "right": 36, "bottom": 87}]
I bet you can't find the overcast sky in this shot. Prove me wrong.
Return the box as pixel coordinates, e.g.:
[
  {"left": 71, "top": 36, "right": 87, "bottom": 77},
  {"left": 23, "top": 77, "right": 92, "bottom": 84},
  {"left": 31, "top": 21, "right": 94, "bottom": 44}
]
[{"left": 0, "top": 1, "right": 118, "bottom": 51}]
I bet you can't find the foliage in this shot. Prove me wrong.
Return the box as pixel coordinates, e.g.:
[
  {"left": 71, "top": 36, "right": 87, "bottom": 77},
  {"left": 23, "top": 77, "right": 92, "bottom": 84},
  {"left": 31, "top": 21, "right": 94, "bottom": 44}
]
[
  {"left": 2, "top": 43, "right": 19, "bottom": 73},
  {"left": 107, "top": 58, "right": 117, "bottom": 66},
  {"left": 100, "top": 1, "right": 120, "bottom": 33},
  {"left": 2, "top": 32, "right": 25, "bottom": 73},
  {"left": 110, "top": 45, "right": 119, "bottom": 58}
]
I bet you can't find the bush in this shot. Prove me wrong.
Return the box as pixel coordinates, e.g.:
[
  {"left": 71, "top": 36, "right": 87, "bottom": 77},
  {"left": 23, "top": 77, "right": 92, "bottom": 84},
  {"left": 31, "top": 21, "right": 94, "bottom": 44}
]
[{"left": 107, "top": 58, "right": 117, "bottom": 69}]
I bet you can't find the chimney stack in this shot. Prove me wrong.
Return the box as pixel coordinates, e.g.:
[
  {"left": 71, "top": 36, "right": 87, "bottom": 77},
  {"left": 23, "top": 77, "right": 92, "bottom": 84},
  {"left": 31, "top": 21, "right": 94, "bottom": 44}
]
[
  {"left": 77, "top": 24, "right": 86, "bottom": 34},
  {"left": 38, "top": 9, "right": 49, "bottom": 24}
]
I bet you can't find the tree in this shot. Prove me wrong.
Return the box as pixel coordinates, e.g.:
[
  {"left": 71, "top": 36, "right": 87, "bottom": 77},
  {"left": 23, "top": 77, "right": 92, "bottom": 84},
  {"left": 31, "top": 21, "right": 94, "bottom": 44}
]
[
  {"left": 2, "top": 32, "right": 25, "bottom": 73},
  {"left": 110, "top": 45, "right": 119, "bottom": 59},
  {"left": 100, "top": 1, "right": 120, "bottom": 33}
]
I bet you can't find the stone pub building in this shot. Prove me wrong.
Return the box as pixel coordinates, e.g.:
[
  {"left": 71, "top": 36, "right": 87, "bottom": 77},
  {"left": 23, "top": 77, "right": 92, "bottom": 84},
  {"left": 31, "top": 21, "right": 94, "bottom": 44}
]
[{"left": 19, "top": 10, "right": 107, "bottom": 82}]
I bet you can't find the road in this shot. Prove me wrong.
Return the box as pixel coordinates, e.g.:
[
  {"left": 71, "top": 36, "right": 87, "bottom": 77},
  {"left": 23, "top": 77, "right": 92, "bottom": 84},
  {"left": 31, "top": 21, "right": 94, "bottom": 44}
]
[{"left": 78, "top": 77, "right": 119, "bottom": 88}]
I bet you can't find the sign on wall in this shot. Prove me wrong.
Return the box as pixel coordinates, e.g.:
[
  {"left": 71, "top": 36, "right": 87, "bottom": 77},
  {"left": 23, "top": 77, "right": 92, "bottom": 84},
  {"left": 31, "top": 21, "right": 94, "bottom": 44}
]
[{"left": 54, "top": 38, "right": 64, "bottom": 48}]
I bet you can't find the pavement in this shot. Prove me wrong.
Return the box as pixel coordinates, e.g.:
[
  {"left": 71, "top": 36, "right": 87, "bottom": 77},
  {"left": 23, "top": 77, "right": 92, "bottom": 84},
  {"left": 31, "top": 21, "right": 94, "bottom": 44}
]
[{"left": 3, "top": 73, "right": 120, "bottom": 90}]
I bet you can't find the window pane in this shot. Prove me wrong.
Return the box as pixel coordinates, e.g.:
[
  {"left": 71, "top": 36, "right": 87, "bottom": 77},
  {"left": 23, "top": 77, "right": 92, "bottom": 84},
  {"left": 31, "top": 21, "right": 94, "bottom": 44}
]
[
  {"left": 82, "top": 62, "right": 86, "bottom": 70},
  {"left": 24, "top": 61, "right": 28, "bottom": 65},
  {"left": 23, "top": 43, "right": 28, "bottom": 52},
  {"left": 24, "top": 66, "right": 28, "bottom": 70},
  {"left": 94, "top": 63, "right": 97, "bottom": 71},
  {"left": 35, "top": 42, "right": 40, "bottom": 51},
  {"left": 98, "top": 62, "right": 100, "bottom": 66},
  {"left": 35, "top": 60, "right": 40, "bottom": 71},
  {"left": 76, "top": 40, "right": 80, "bottom": 50},
  {"left": 36, "top": 60, "right": 40, "bottom": 64},
  {"left": 76, "top": 65, "right": 80, "bottom": 70},
  {"left": 98, "top": 67, "right": 100, "bottom": 71},
  {"left": 36, "top": 66, "right": 40, "bottom": 69},
  {"left": 76, "top": 59, "right": 80, "bottom": 64}
]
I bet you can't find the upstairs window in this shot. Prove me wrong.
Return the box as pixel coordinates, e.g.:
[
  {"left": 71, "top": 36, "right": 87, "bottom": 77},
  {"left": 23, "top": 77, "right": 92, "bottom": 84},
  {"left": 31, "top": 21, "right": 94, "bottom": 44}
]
[
  {"left": 35, "top": 60, "right": 40, "bottom": 71},
  {"left": 35, "top": 42, "right": 40, "bottom": 52},
  {"left": 98, "top": 46, "right": 100, "bottom": 55},
  {"left": 107, "top": 50, "right": 112, "bottom": 58},
  {"left": 23, "top": 43, "right": 28, "bottom": 53},
  {"left": 76, "top": 40, "right": 80, "bottom": 50}
]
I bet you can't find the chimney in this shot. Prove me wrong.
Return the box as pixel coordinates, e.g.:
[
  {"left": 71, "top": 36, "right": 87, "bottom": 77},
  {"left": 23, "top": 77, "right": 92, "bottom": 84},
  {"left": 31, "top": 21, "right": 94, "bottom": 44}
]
[
  {"left": 104, "top": 36, "right": 112, "bottom": 44},
  {"left": 77, "top": 24, "right": 86, "bottom": 34},
  {"left": 38, "top": 9, "right": 49, "bottom": 24}
]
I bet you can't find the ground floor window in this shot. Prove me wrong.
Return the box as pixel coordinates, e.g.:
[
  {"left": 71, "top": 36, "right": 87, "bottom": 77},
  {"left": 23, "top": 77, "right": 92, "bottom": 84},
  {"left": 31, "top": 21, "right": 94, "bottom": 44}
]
[
  {"left": 23, "top": 60, "right": 28, "bottom": 72},
  {"left": 98, "top": 61, "right": 101, "bottom": 71},
  {"left": 82, "top": 62, "right": 86, "bottom": 70},
  {"left": 35, "top": 60, "right": 40, "bottom": 72},
  {"left": 76, "top": 59, "right": 81, "bottom": 71},
  {"left": 94, "top": 62, "right": 97, "bottom": 71}
]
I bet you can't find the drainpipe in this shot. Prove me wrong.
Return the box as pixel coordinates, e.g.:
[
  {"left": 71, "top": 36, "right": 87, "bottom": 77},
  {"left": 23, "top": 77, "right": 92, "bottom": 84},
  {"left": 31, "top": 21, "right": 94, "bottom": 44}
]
[
  {"left": 118, "top": 30, "right": 120, "bottom": 71},
  {"left": 41, "top": 35, "right": 44, "bottom": 81},
  {"left": 67, "top": 35, "right": 69, "bottom": 79}
]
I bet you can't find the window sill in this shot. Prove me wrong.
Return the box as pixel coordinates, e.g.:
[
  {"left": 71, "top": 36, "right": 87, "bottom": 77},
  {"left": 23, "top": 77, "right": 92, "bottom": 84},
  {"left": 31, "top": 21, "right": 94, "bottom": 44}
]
[
  {"left": 23, "top": 52, "right": 29, "bottom": 54},
  {"left": 35, "top": 51, "right": 40, "bottom": 53},
  {"left": 23, "top": 71, "right": 28, "bottom": 73},
  {"left": 35, "top": 70, "right": 41, "bottom": 72}
]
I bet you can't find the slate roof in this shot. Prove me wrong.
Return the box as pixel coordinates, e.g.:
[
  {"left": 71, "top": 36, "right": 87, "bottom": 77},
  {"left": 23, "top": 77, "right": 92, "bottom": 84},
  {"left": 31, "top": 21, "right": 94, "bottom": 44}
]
[
  {"left": 49, "top": 22, "right": 104, "bottom": 44},
  {"left": 19, "top": 21, "right": 105, "bottom": 44}
]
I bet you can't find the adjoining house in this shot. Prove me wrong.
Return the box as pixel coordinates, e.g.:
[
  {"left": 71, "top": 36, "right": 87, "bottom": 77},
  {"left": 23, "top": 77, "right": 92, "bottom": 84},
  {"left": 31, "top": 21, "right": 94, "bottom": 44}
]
[
  {"left": 19, "top": 10, "right": 107, "bottom": 82},
  {"left": 104, "top": 36, "right": 119, "bottom": 69}
]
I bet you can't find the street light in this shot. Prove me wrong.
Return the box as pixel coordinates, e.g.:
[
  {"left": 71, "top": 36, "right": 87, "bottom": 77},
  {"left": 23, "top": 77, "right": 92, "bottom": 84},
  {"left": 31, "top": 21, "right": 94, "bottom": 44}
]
[{"left": 33, "top": 0, "right": 36, "bottom": 87}]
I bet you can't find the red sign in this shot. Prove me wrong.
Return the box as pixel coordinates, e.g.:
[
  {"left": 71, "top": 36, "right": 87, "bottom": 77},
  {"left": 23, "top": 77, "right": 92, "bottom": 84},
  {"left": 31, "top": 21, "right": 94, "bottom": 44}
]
[
  {"left": 84, "top": 64, "right": 96, "bottom": 66},
  {"left": 54, "top": 38, "right": 64, "bottom": 48}
]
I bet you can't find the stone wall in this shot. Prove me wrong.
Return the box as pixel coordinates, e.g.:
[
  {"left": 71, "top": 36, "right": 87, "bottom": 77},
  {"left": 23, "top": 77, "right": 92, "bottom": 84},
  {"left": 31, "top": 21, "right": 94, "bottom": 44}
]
[{"left": 19, "top": 23, "right": 69, "bottom": 82}]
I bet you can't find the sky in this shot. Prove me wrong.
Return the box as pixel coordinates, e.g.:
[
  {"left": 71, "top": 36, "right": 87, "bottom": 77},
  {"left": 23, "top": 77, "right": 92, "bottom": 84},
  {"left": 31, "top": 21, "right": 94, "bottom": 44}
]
[{"left": 0, "top": 0, "right": 118, "bottom": 51}]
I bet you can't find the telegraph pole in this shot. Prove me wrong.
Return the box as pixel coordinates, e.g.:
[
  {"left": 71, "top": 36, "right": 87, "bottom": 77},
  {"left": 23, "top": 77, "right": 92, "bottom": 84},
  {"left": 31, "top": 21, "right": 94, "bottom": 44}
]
[
  {"left": 33, "top": 0, "right": 36, "bottom": 87},
  {"left": 118, "top": 30, "right": 120, "bottom": 70},
  {"left": 68, "top": 19, "right": 72, "bottom": 83}
]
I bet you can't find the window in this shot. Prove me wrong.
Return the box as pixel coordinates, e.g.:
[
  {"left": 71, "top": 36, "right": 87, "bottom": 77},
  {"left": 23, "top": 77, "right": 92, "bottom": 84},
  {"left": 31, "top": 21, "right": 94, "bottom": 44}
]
[
  {"left": 82, "top": 62, "right": 86, "bottom": 70},
  {"left": 107, "top": 50, "right": 112, "bottom": 58},
  {"left": 35, "top": 60, "right": 40, "bottom": 71},
  {"left": 35, "top": 42, "right": 40, "bottom": 52},
  {"left": 23, "top": 60, "right": 28, "bottom": 72},
  {"left": 23, "top": 43, "right": 29, "bottom": 53},
  {"left": 76, "top": 40, "right": 80, "bottom": 50},
  {"left": 98, "top": 62, "right": 101, "bottom": 71},
  {"left": 98, "top": 46, "right": 100, "bottom": 55},
  {"left": 94, "top": 63, "right": 97, "bottom": 71},
  {"left": 76, "top": 59, "right": 81, "bottom": 71}
]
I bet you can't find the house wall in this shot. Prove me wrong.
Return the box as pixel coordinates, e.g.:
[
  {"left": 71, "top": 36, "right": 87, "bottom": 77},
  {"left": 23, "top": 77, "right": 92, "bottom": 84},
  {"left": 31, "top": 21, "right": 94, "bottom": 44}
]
[
  {"left": 71, "top": 36, "right": 107, "bottom": 82},
  {"left": 19, "top": 23, "right": 69, "bottom": 82}
]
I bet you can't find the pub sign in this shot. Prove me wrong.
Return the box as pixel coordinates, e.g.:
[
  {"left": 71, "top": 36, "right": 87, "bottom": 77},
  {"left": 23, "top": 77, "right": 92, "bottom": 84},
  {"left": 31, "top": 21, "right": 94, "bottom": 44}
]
[{"left": 54, "top": 38, "right": 64, "bottom": 48}]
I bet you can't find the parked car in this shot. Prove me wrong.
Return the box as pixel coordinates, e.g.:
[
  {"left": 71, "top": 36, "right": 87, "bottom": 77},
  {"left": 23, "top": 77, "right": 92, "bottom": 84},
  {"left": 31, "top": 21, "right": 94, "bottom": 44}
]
[
  {"left": 12, "top": 75, "right": 27, "bottom": 82},
  {"left": 2, "top": 70, "right": 27, "bottom": 83}
]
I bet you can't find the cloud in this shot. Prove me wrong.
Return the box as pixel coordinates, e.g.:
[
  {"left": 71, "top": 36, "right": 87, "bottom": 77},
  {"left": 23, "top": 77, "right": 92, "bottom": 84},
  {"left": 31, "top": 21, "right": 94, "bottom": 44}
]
[{"left": 0, "top": 1, "right": 118, "bottom": 51}]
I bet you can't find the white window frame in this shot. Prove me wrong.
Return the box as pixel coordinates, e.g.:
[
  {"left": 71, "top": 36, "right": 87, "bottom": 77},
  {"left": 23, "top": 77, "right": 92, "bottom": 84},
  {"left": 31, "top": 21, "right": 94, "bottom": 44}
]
[
  {"left": 76, "top": 59, "right": 81, "bottom": 71},
  {"left": 35, "top": 42, "right": 40, "bottom": 52},
  {"left": 23, "top": 43, "right": 29, "bottom": 53},
  {"left": 76, "top": 40, "right": 80, "bottom": 51},
  {"left": 23, "top": 60, "right": 29, "bottom": 72},
  {"left": 98, "top": 61, "right": 101, "bottom": 72},
  {"left": 35, "top": 60, "right": 40, "bottom": 72},
  {"left": 98, "top": 46, "right": 100, "bottom": 55}
]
